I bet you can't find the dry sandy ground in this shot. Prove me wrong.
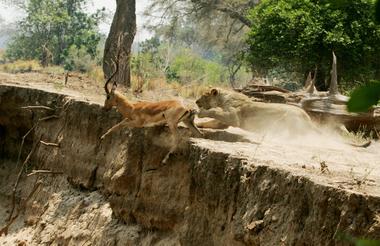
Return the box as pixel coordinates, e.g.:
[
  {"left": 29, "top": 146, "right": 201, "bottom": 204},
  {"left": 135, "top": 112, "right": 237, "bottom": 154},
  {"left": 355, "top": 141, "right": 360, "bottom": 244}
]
[
  {"left": 0, "top": 71, "right": 195, "bottom": 106},
  {"left": 194, "top": 127, "right": 380, "bottom": 197}
]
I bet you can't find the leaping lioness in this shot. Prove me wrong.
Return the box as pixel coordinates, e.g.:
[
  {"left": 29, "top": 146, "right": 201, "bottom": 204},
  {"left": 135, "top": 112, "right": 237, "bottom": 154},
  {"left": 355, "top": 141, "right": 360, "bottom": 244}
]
[{"left": 195, "top": 88, "right": 370, "bottom": 147}]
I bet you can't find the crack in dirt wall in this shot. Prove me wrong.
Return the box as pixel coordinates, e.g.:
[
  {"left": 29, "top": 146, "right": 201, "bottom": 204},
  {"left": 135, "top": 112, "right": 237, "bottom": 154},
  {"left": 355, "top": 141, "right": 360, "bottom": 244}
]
[{"left": 1, "top": 84, "right": 380, "bottom": 245}]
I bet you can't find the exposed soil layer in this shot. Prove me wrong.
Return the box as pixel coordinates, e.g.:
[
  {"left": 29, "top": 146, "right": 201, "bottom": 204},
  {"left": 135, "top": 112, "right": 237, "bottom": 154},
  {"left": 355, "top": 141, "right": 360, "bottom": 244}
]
[{"left": 1, "top": 82, "right": 380, "bottom": 245}]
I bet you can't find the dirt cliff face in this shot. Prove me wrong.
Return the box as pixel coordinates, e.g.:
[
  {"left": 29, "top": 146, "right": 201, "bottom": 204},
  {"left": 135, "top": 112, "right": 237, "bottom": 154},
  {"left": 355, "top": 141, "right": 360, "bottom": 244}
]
[{"left": 0, "top": 84, "right": 380, "bottom": 245}]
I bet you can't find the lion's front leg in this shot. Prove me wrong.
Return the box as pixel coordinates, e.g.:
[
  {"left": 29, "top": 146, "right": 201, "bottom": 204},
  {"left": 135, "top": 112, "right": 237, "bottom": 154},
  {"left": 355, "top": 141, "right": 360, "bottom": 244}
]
[{"left": 198, "top": 107, "right": 240, "bottom": 127}]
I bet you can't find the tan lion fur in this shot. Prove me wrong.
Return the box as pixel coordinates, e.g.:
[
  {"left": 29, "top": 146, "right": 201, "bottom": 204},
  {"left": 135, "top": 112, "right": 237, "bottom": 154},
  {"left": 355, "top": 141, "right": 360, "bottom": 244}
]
[
  {"left": 195, "top": 88, "right": 371, "bottom": 147},
  {"left": 196, "top": 88, "right": 316, "bottom": 135}
]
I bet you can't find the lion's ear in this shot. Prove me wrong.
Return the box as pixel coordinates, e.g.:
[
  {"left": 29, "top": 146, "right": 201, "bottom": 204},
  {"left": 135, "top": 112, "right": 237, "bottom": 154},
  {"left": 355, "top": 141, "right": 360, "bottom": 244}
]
[{"left": 211, "top": 88, "right": 219, "bottom": 96}]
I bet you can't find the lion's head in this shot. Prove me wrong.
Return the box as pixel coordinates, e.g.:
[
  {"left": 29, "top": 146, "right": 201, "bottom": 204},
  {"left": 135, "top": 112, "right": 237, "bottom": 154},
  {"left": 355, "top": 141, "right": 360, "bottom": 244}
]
[
  {"left": 195, "top": 88, "right": 222, "bottom": 109},
  {"left": 196, "top": 87, "right": 251, "bottom": 110}
]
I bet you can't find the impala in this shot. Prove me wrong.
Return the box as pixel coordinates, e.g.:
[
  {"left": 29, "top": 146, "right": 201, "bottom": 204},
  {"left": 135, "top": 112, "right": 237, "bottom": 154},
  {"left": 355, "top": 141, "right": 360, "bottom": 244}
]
[{"left": 100, "top": 40, "right": 203, "bottom": 163}]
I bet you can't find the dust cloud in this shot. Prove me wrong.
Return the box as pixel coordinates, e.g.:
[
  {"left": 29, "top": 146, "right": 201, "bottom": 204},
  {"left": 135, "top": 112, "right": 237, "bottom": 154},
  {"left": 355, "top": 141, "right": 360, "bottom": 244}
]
[{"left": 223, "top": 112, "right": 372, "bottom": 151}]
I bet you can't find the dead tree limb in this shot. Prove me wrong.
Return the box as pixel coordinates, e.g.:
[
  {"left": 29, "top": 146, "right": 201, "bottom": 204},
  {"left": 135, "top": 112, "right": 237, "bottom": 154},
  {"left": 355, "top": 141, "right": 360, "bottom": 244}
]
[
  {"left": 3, "top": 101, "right": 66, "bottom": 231},
  {"left": 15, "top": 115, "right": 59, "bottom": 169},
  {"left": 27, "top": 170, "right": 63, "bottom": 177},
  {"left": 6, "top": 102, "right": 64, "bottom": 226},
  {"left": 16, "top": 125, "right": 37, "bottom": 169},
  {"left": 21, "top": 106, "right": 54, "bottom": 111},
  {"left": 39, "top": 115, "right": 59, "bottom": 121},
  {"left": 8, "top": 138, "right": 41, "bottom": 222},
  {"left": 40, "top": 141, "right": 59, "bottom": 147}
]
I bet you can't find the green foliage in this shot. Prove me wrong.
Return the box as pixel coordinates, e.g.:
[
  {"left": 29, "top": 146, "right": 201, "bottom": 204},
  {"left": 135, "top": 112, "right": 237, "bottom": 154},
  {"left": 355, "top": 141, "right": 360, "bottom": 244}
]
[
  {"left": 376, "top": 0, "right": 380, "bottom": 23},
  {"left": 246, "top": 0, "right": 380, "bottom": 84},
  {"left": 63, "top": 36, "right": 105, "bottom": 72},
  {"left": 346, "top": 0, "right": 380, "bottom": 113},
  {"left": 336, "top": 232, "right": 380, "bottom": 246},
  {"left": 131, "top": 37, "right": 165, "bottom": 83},
  {"left": 64, "top": 45, "right": 95, "bottom": 72},
  {"left": 347, "top": 80, "right": 380, "bottom": 112},
  {"left": 139, "top": 37, "right": 165, "bottom": 74},
  {"left": 5, "top": 0, "right": 104, "bottom": 69},
  {"left": 148, "top": 6, "right": 251, "bottom": 86},
  {"left": 132, "top": 37, "right": 252, "bottom": 85},
  {"left": 169, "top": 48, "right": 249, "bottom": 84},
  {"left": 355, "top": 239, "right": 380, "bottom": 246}
]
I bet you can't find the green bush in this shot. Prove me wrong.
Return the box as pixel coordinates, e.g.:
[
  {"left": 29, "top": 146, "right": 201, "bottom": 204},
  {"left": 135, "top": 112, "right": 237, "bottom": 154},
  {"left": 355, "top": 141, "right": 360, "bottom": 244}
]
[
  {"left": 132, "top": 36, "right": 251, "bottom": 86},
  {"left": 132, "top": 43, "right": 233, "bottom": 85},
  {"left": 64, "top": 45, "right": 96, "bottom": 72},
  {"left": 169, "top": 48, "right": 228, "bottom": 84},
  {"left": 5, "top": 0, "right": 104, "bottom": 67},
  {"left": 246, "top": 0, "right": 380, "bottom": 85}
]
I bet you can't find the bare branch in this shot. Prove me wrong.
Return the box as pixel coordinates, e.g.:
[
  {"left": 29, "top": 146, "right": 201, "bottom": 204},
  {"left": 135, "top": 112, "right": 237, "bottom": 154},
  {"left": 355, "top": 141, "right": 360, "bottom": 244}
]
[
  {"left": 39, "top": 115, "right": 60, "bottom": 121},
  {"left": 15, "top": 110, "right": 60, "bottom": 170},
  {"left": 40, "top": 141, "right": 60, "bottom": 147},
  {"left": 27, "top": 170, "right": 63, "bottom": 177},
  {"left": 21, "top": 106, "right": 54, "bottom": 111},
  {"left": 213, "top": 4, "right": 252, "bottom": 27},
  {"left": 8, "top": 137, "right": 41, "bottom": 222}
]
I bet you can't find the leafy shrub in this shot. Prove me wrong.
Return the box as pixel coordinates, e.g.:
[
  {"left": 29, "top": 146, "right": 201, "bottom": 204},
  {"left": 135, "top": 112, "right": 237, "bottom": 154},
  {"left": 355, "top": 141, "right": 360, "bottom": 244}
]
[
  {"left": 5, "top": 0, "right": 104, "bottom": 67},
  {"left": 86, "top": 65, "right": 104, "bottom": 84},
  {"left": 247, "top": 0, "right": 380, "bottom": 85},
  {"left": 348, "top": 80, "right": 380, "bottom": 112},
  {"left": 132, "top": 36, "right": 251, "bottom": 87},
  {"left": 169, "top": 48, "right": 228, "bottom": 84},
  {"left": 64, "top": 45, "right": 97, "bottom": 73}
]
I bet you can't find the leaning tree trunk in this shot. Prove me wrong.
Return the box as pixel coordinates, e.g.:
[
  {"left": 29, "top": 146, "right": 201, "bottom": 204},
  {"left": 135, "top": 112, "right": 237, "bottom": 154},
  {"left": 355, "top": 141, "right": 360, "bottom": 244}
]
[{"left": 103, "top": 0, "right": 136, "bottom": 87}]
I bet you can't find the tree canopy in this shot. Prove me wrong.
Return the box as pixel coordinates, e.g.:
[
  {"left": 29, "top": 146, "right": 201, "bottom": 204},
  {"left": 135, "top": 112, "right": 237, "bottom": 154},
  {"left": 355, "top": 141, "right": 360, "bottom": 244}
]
[
  {"left": 5, "top": 0, "right": 105, "bottom": 70},
  {"left": 246, "top": 0, "right": 380, "bottom": 87},
  {"left": 145, "top": 0, "right": 254, "bottom": 86},
  {"left": 146, "top": 0, "right": 257, "bottom": 28}
]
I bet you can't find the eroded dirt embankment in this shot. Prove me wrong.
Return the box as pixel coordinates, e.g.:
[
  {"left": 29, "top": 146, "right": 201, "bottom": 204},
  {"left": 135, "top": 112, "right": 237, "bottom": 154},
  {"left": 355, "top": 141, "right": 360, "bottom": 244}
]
[{"left": 1, "top": 84, "right": 380, "bottom": 245}]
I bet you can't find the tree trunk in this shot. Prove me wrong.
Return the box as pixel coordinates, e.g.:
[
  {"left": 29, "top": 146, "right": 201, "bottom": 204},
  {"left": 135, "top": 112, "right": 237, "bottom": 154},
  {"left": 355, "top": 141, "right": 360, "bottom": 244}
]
[
  {"left": 103, "top": 0, "right": 136, "bottom": 87},
  {"left": 228, "top": 63, "right": 242, "bottom": 89}
]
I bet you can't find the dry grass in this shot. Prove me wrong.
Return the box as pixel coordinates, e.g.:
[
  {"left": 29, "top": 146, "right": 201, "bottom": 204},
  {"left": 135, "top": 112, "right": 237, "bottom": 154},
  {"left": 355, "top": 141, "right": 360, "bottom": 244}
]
[
  {"left": 86, "top": 65, "right": 104, "bottom": 84},
  {"left": 172, "top": 82, "right": 211, "bottom": 98},
  {"left": 0, "top": 60, "right": 65, "bottom": 75},
  {"left": 0, "top": 60, "right": 230, "bottom": 100},
  {"left": 144, "top": 77, "right": 169, "bottom": 91},
  {"left": 0, "top": 60, "right": 42, "bottom": 73},
  {"left": 343, "top": 127, "right": 372, "bottom": 145},
  {"left": 130, "top": 76, "right": 217, "bottom": 99},
  {"left": 40, "top": 65, "right": 65, "bottom": 74}
]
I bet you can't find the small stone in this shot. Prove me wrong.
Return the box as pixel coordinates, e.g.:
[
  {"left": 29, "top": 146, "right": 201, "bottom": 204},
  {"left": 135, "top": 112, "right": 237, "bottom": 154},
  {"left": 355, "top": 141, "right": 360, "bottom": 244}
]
[
  {"left": 246, "top": 220, "right": 264, "bottom": 233},
  {"left": 271, "top": 215, "right": 278, "bottom": 222},
  {"left": 16, "top": 240, "right": 27, "bottom": 246}
]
